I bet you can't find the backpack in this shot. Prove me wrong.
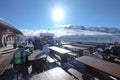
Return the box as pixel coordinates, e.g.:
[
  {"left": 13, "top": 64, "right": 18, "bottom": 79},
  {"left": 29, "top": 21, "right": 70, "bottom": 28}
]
[{"left": 14, "top": 48, "right": 28, "bottom": 65}]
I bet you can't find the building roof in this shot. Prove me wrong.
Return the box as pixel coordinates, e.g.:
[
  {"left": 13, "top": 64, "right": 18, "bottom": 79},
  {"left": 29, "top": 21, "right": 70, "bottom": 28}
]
[
  {"left": 40, "top": 33, "right": 55, "bottom": 37},
  {"left": 0, "top": 19, "right": 23, "bottom": 35}
]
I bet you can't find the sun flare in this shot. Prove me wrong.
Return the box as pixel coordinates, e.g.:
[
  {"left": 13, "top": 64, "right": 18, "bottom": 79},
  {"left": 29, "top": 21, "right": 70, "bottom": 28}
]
[{"left": 52, "top": 8, "right": 64, "bottom": 21}]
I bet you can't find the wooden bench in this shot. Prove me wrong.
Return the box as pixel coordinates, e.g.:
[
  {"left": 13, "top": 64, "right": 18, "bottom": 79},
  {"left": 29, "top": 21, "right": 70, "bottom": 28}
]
[
  {"left": 0, "top": 48, "right": 17, "bottom": 54},
  {"left": 67, "top": 52, "right": 78, "bottom": 57},
  {"left": 47, "top": 56, "right": 55, "bottom": 63},
  {"left": 110, "top": 55, "right": 120, "bottom": 59},
  {"left": 67, "top": 52, "right": 79, "bottom": 62},
  {"left": 0, "top": 46, "right": 13, "bottom": 52},
  {"left": 68, "top": 68, "right": 83, "bottom": 80},
  {"left": 46, "top": 56, "right": 57, "bottom": 69},
  {"left": 0, "top": 53, "right": 13, "bottom": 75}
]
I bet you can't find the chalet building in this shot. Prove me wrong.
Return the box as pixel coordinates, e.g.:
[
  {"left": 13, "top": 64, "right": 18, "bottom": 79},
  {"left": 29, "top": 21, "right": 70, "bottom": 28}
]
[
  {"left": 40, "top": 33, "right": 55, "bottom": 41},
  {"left": 0, "top": 19, "right": 23, "bottom": 47}
]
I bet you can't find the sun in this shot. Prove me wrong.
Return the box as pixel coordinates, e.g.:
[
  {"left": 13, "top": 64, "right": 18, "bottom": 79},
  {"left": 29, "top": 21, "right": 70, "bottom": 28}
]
[{"left": 52, "top": 8, "right": 64, "bottom": 21}]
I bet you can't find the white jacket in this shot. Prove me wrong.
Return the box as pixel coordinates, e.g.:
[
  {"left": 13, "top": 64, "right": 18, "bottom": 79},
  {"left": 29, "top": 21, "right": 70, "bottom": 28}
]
[{"left": 42, "top": 44, "right": 49, "bottom": 54}]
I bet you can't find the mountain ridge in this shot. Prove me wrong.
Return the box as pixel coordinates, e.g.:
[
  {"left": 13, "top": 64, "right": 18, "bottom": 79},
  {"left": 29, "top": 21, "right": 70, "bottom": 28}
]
[{"left": 64, "top": 25, "right": 120, "bottom": 34}]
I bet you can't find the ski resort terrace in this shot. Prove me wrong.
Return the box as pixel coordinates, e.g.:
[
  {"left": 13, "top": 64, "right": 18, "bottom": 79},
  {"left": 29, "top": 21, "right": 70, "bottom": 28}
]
[{"left": 0, "top": 42, "right": 119, "bottom": 80}]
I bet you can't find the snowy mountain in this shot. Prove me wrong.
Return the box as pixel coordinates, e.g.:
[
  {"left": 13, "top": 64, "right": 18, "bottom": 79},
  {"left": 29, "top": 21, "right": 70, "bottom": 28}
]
[
  {"left": 65, "top": 25, "right": 120, "bottom": 34},
  {"left": 20, "top": 26, "right": 120, "bottom": 43},
  {"left": 55, "top": 27, "right": 120, "bottom": 43}
]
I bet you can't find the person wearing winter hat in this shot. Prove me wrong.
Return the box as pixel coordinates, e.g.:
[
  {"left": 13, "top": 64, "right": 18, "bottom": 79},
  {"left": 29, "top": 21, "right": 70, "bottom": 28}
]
[
  {"left": 13, "top": 43, "right": 30, "bottom": 79},
  {"left": 110, "top": 42, "right": 120, "bottom": 57},
  {"left": 89, "top": 48, "right": 104, "bottom": 59}
]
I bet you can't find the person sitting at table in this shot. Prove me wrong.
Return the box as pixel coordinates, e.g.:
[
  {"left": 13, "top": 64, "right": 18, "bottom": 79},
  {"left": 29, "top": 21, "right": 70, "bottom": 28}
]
[
  {"left": 89, "top": 48, "right": 103, "bottom": 59},
  {"left": 57, "top": 40, "right": 62, "bottom": 47},
  {"left": 34, "top": 41, "right": 49, "bottom": 59},
  {"left": 103, "top": 47, "right": 111, "bottom": 59},
  {"left": 89, "top": 48, "right": 118, "bottom": 80},
  {"left": 42, "top": 41, "right": 50, "bottom": 57},
  {"left": 25, "top": 40, "right": 34, "bottom": 53},
  {"left": 110, "top": 42, "right": 120, "bottom": 57}
]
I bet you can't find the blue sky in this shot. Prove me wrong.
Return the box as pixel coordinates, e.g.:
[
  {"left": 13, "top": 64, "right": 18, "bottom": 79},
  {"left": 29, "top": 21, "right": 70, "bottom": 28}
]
[{"left": 0, "top": 0, "right": 120, "bottom": 30}]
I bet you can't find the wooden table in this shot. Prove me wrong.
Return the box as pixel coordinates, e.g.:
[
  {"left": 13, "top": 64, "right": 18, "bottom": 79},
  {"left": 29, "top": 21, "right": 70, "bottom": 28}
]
[
  {"left": 49, "top": 46, "right": 71, "bottom": 63},
  {"left": 28, "top": 50, "right": 47, "bottom": 73},
  {"left": 28, "top": 50, "right": 47, "bottom": 61},
  {"left": 63, "top": 45, "right": 88, "bottom": 55},
  {"left": 62, "top": 42, "right": 76, "bottom": 45},
  {"left": 49, "top": 46, "right": 71, "bottom": 54},
  {"left": 63, "top": 45, "right": 88, "bottom": 50},
  {"left": 76, "top": 56, "right": 120, "bottom": 79},
  {"left": 72, "top": 43, "right": 96, "bottom": 48},
  {"left": 30, "top": 67, "right": 75, "bottom": 80},
  {"left": 72, "top": 43, "right": 97, "bottom": 53}
]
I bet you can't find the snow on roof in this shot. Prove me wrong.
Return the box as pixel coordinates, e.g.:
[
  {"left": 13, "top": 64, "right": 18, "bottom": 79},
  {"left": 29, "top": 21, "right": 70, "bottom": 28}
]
[
  {"left": 0, "top": 18, "right": 22, "bottom": 34},
  {"left": 0, "top": 18, "right": 15, "bottom": 28}
]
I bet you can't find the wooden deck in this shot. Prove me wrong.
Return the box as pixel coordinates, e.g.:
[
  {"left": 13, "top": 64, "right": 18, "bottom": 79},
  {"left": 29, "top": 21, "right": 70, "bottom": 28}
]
[{"left": 0, "top": 42, "right": 119, "bottom": 80}]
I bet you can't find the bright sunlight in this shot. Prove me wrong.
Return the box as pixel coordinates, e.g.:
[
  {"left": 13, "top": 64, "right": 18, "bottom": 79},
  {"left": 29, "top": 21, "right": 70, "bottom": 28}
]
[{"left": 52, "top": 8, "right": 64, "bottom": 21}]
